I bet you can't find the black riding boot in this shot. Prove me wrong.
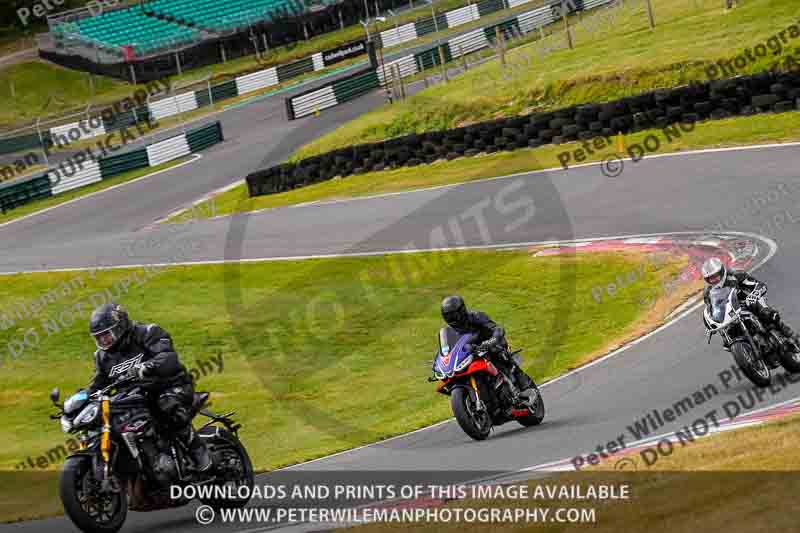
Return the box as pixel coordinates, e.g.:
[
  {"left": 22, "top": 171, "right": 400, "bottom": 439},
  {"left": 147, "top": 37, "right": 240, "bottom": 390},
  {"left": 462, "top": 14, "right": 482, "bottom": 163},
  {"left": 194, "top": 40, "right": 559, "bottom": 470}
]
[
  {"left": 181, "top": 426, "right": 212, "bottom": 473},
  {"left": 756, "top": 305, "right": 800, "bottom": 345},
  {"left": 776, "top": 319, "right": 800, "bottom": 346},
  {"left": 511, "top": 366, "right": 538, "bottom": 406},
  {"left": 513, "top": 366, "right": 534, "bottom": 390}
]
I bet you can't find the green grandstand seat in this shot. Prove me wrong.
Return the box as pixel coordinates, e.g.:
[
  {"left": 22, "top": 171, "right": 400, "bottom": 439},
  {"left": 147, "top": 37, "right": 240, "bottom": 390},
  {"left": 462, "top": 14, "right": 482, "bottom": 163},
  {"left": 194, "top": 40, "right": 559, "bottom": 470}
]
[
  {"left": 145, "top": 0, "right": 297, "bottom": 30},
  {"left": 67, "top": 3, "right": 200, "bottom": 54},
  {"left": 58, "top": 0, "right": 307, "bottom": 55}
]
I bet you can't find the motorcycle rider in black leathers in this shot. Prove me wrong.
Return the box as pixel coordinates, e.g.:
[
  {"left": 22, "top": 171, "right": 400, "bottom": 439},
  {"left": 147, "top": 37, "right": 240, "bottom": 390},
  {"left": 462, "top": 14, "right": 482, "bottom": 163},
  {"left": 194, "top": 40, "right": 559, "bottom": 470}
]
[
  {"left": 701, "top": 257, "right": 800, "bottom": 347},
  {"left": 87, "top": 302, "right": 212, "bottom": 474},
  {"left": 439, "top": 295, "right": 538, "bottom": 404}
]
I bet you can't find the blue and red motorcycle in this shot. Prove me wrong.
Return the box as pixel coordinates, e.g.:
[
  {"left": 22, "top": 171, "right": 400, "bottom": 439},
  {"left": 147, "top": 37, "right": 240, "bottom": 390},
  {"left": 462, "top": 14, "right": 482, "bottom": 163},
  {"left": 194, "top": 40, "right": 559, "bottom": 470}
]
[{"left": 430, "top": 326, "right": 545, "bottom": 440}]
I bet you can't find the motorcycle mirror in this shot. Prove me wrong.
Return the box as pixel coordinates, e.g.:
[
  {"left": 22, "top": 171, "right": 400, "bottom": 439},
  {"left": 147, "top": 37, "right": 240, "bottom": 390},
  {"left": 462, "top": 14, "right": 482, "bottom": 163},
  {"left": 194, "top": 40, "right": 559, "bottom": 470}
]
[{"left": 49, "top": 387, "right": 61, "bottom": 406}]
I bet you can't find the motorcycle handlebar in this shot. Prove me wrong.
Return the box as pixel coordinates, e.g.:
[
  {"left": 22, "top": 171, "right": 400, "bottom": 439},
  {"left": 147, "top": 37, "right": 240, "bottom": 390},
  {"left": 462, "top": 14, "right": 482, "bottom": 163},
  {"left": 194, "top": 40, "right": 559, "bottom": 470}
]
[{"left": 90, "top": 375, "right": 154, "bottom": 399}]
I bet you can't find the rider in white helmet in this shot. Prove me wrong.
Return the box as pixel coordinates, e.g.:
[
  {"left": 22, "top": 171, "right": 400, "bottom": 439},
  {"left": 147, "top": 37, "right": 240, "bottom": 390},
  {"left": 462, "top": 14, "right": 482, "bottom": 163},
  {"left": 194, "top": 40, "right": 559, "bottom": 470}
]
[{"left": 701, "top": 257, "right": 799, "bottom": 345}]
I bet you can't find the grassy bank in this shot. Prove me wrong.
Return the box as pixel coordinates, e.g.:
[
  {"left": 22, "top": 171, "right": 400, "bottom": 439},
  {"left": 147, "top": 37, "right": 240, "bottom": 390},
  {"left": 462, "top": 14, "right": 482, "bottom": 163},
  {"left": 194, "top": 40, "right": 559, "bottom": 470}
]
[
  {"left": 0, "top": 248, "right": 690, "bottom": 521},
  {"left": 204, "top": 109, "right": 800, "bottom": 217},
  {"left": 291, "top": 0, "right": 800, "bottom": 160}
]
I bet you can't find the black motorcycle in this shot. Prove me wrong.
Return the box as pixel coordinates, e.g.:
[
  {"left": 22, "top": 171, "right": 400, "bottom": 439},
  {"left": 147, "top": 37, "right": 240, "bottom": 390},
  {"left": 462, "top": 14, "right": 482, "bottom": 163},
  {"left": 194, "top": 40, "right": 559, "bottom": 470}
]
[
  {"left": 49, "top": 374, "right": 254, "bottom": 533},
  {"left": 705, "top": 284, "right": 800, "bottom": 387},
  {"left": 430, "top": 326, "right": 545, "bottom": 440}
]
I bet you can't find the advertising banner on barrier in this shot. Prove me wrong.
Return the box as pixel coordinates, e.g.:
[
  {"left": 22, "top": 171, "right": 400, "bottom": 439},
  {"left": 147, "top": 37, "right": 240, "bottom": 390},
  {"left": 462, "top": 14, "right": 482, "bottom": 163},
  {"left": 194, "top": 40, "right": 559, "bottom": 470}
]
[{"left": 322, "top": 40, "right": 367, "bottom": 67}]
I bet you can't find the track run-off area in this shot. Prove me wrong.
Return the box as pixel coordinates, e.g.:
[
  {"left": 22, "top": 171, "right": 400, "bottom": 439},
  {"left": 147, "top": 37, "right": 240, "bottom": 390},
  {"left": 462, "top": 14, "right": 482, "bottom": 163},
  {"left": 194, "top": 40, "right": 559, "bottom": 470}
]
[{"left": 3, "top": 76, "right": 800, "bottom": 532}]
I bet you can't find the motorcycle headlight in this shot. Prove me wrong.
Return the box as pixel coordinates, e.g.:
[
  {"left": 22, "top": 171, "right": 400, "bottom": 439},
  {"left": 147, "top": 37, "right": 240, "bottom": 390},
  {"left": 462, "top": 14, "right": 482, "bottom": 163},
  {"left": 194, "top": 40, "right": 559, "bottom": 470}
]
[
  {"left": 64, "top": 391, "right": 89, "bottom": 416},
  {"left": 73, "top": 404, "right": 100, "bottom": 428},
  {"left": 454, "top": 354, "right": 474, "bottom": 372},
  {"left": 60, "top": 415, "right": 73, "bottom": 433}
]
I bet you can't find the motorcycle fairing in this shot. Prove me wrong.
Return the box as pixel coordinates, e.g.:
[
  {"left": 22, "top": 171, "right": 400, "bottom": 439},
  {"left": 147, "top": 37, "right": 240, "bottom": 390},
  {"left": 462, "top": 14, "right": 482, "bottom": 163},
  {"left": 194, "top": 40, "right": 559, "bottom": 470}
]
[{"left": 435, "top": 326, "right": 476, "bottom": 378}]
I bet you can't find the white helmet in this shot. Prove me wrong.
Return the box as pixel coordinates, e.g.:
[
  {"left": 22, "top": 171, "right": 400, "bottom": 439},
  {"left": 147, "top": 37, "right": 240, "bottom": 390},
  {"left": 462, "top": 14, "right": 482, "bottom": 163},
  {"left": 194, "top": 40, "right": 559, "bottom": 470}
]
[{"left": 701, "top": 257, "right": 727, "bottom": 288}]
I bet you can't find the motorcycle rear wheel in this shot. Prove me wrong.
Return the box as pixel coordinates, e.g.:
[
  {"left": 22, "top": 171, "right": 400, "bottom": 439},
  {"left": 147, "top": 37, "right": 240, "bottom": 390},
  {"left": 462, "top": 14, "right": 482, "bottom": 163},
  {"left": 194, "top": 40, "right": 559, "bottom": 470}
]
[
  {"left": 731, "top": 341, "right": 771, "bottom": 387},
  {"left": 451, "top": 386, "right": 492, "bottom": 440},
  {"left": 60, "top": 456, "right": 128, "bottom": 533},
  {"left": 778, "top": 339, "right": 800, "bottom": 373},
  {"left": 197, "top": 427, "right": 255, "bottom": 510}
]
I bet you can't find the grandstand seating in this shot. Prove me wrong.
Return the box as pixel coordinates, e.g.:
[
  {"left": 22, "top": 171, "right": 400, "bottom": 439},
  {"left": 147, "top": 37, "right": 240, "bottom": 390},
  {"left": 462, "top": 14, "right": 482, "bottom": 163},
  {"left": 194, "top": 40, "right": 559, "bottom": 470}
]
[
  {"left": 53, "top": 0, "right": 312, "bottom": 57},
  {"left": 67, "top": 6, "right": 200, "bottom": 56},
  {"left": 144, "top": 0, "right": 307, "bottom": 32}
]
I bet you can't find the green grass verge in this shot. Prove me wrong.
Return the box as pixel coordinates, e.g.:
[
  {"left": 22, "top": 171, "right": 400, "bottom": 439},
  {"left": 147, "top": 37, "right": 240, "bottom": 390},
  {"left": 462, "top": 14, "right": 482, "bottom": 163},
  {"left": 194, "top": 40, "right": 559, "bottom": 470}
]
[
  {"left": 0, "top": 62, "right": 126, "bottom": 126},
  {"left": 205, "top": 108, "right": 800, "bottom": 217},
  {"left": 290, "top": 0, "right": 800, "bottom": 160},
  {"left": 0, "top": 248, "right": 686, "bottom": 521},
  {"left": 0, "top": 156, "right": 193, "bottom": 226}
]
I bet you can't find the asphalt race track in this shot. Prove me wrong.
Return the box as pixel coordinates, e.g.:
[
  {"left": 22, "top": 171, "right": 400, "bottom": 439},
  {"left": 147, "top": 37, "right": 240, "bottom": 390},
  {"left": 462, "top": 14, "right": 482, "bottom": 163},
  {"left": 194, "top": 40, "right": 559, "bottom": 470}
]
[{"left": 4, "top": 74, "right": 800, "bottom": 532}]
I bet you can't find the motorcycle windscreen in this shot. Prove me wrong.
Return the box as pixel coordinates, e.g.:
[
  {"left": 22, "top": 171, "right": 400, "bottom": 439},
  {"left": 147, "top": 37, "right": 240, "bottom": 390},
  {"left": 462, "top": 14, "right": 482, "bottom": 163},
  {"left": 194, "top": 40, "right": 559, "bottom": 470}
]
[
  {"left": 709, "top": 286, "right": 734, "bottom": 323},
  {"left": 436, "top": 326, "right": 476, "bottom": 376}
]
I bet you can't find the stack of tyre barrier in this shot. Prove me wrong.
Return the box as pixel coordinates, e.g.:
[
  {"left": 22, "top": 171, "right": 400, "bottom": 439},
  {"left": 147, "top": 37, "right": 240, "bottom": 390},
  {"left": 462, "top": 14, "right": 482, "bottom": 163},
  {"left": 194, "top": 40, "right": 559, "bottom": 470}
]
[{"left": 247, "top": 70, "right": 800, "bottom": 197}]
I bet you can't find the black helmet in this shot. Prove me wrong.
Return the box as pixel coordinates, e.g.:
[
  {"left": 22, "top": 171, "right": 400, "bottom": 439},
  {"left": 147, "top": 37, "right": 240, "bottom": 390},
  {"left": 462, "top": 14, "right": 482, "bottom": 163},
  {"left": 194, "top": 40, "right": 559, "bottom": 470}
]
[
  {"left": 441, "top": 295, "right": 468, "bottom": 329},
  {"left": 89, "top": 302, "right": 131, "bottom": 351}
]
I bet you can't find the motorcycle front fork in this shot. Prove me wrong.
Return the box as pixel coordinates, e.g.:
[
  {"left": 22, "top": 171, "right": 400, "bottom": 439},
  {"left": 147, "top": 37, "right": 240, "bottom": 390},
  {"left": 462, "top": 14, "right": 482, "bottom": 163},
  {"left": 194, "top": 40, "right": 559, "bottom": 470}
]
[{"left": 470, "top": 376, "right": 487, "bottom": 413}]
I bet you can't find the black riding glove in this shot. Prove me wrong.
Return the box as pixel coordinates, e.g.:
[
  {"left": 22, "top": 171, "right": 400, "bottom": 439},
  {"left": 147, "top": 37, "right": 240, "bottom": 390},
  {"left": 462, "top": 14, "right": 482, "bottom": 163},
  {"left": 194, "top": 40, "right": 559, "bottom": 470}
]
[{"left": 125, "top": 361, "right": 154, "bottom": 381}]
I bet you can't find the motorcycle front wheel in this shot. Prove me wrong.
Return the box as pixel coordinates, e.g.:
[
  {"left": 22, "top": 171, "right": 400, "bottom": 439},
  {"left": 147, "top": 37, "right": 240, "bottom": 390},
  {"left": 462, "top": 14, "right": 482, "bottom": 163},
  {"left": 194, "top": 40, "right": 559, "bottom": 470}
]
[
  {"left": 451, "top": 386, "right": 492, "bottom": 440},
  {"left": 731, "top": 341, "right": 771, "bottom": 387},
  {"left": 60, "top": 456, "right": 127, "bottom": 533}
]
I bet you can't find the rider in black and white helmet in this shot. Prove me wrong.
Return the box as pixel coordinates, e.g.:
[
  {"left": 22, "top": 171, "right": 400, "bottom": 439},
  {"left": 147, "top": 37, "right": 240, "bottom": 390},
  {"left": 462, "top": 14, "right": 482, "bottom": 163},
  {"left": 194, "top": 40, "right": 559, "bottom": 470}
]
[{"left": 701, "top": 257, "right": 799, "bottom": 345}]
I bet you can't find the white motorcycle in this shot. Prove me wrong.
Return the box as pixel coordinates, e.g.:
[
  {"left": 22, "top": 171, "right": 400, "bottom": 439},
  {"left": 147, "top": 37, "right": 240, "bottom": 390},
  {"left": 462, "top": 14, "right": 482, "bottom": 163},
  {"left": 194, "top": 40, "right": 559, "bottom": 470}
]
[{"left": 705, "top": 284, "right": 800, "bottom": 387}]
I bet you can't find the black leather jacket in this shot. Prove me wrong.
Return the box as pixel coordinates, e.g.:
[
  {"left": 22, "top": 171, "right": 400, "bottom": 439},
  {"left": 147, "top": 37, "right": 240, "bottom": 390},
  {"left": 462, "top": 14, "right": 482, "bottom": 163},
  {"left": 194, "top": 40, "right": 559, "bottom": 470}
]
[
  {"left": 449, "top": 310, "right": 507, "bottom": 350},
  {"left": 703, "top": 269, "right": 768, "bottom": 330},
  {"left": 702, "top": 269, "right": 764, "bottom": 309},
  {"left": 87, "top": 322, "right": 190, "bottom": 394}
]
